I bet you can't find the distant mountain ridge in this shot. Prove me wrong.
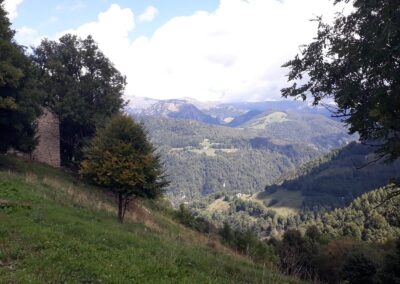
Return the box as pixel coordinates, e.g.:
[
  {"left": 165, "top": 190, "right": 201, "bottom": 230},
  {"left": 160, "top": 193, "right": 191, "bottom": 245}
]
[
  {"left": 127, "top": 96, "right": 337, "bottom": 126},
  {"left": 139, "top": 99, "right": 220, "bottom": 125}
]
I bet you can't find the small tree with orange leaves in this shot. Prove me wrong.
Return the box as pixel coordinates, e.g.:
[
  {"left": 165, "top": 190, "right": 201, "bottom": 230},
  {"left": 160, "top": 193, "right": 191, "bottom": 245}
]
[{"left": 80, "top": 114, "right": 168, "bottom": 222}]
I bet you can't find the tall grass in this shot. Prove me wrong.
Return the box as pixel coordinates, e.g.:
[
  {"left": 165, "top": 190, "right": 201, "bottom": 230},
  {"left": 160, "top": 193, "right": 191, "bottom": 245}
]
[{"left": 0, "top": 155, "right": 304, "bottom": 283}]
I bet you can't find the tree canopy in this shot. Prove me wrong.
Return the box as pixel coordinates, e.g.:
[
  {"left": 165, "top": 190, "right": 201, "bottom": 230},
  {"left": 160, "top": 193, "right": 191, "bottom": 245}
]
[
  {"left": 0, "top": 0, "right": 43, "bottom": 153},
  {"left": 281, "top": 0, "right": 400, "bottom": 162},
  {"left": 80, "top": 114, "right": 168, "bottom": 222},
  {"left": 32, "top": 34, "right": 126, "bottom": 166}
]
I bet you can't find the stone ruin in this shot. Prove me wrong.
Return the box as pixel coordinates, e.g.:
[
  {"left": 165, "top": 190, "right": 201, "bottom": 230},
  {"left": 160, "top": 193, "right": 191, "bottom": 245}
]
[{"left": 32, "top": 109, "right": 61, "bottom": 168}]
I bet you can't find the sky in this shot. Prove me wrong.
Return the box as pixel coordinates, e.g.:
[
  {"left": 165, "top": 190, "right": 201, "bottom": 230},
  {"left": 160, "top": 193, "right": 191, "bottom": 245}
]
[{"left": 4, "top": 0, "right": 351, "bottom": 103}]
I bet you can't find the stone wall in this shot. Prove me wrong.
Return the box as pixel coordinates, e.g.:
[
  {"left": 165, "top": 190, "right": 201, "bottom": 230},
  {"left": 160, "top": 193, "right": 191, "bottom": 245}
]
[{"left": 32, "top": 109, "right": 61, "bottom": 168}]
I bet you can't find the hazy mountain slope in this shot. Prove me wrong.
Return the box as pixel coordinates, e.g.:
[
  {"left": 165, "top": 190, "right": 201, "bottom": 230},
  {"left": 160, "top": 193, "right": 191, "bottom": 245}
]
[
  {"left": 126, "top": 96, "right": 160, "bottom": 113},
  {"left": 127, "top": 97, "right": 337, "bottom": 125},
  {"left": 227, "top": 110, "right": 263, "bottom": 127},
  {"left": 220, "top": 101, "right": 334, "bottom": 119},
  {"left": 245, "top": 111, "right": 353, "bottom": 150},
  {"left": 262, "top": 142, "right": 400, "bottom": 209},
  {"left": 139, "top": 100, "right": 220, "bottom": 125}
]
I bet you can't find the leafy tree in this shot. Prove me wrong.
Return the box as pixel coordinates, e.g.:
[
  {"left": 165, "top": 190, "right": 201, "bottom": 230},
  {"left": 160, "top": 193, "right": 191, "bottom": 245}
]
[
  {"left": 0, "top": 0, "right": 42, "bottom": 153},
  {"left": 278, "top": 230, "right": 307, "bottom": 277},
  {"left": 341, "top": 251, "right": 377, "bottom": 284},
  {"left": 282, "top": 0, "right": 400, "bottom": 162},
  {"left": 32, "top": 34, "right": 125, "bottom": 166},
  {"left": 219, "top": 222, "right": 235, "bottom": 244},
  {"left": 305, "top": 225, "right": 323, "bottom": 243},
  {"left": 175, "top": 204, "right": 215, "bottom": 233},
  {"left": 234, "top": 229, "right": 276, "bottom": 264},
  {"left": 80, "top": 114, "right": 168, "bottom": 222},
  {"left": 379, "top": 238, "right": 400, "bottom": 284},
  {"left": 343, "top": 222, "right": 362, "bottom": 239}
]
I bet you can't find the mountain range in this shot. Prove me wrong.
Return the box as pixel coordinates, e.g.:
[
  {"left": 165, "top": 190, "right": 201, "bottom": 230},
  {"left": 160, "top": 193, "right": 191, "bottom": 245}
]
[
  {"left": 127, "top": 97, "right": 356, "bottom": 204},
  {"left": 127, "top": 96, "right": 336, "bottom": 127}
]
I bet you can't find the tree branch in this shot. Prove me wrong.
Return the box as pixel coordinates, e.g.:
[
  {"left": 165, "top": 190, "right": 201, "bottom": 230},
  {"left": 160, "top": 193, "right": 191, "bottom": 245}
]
[
  {"left": 374, "top": 182, "right": 400, "bottom": 209},
  {"left": 353, "top": 154, "right": 387, "bottom": 170}
]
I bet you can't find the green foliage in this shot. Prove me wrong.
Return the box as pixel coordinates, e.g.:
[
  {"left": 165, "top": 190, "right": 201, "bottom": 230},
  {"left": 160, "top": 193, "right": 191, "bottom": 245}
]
[
  {"left": 0, "top": 0, "right": 43, "bottom": 153},
  {"left": 231, "top": 198, "right": 265, "bottom": 217},
  {"left": 276, "top": 229, "right": 320, "bottom": 279},
  {"left": 0, "top": 0, "right": 13, "bottom": 41},
  {"left": 341, "top": 251, "right": 378, "bottom": 284},
  {"left": 379, "top": 239, "right": 400, "bottom": 284},
  {"left": 269, "top": 228, "right": 399, "bottom": 284},
  {"left": 311, "top": 184, "right": 400, "bottom": 243},
  {"left": 174, "top": 203, "right": 277, "bottom": 266},
  {"left": 175, "top": 204, "right": 215, "bottom": 234},
  {"left": 234, "top": 230, "right": 277, "bottom": 265},
  {"left": 32, "top": 34, "right": 125, "bottom": 166},
  {"left": 219, "top": 222, "right": 235, "bottom": 244},
  {"left": 189, "top": 145, "right": 400, "bottom": 243},
  {"left": 217, "top": 222, "right": 277, "bottom": 266},
  {"left": 282, "top": 0, "right": 400, "bottom": 161},
  {"left": 80, "top": 114, "right": 168, "bottom": 222},
  {"left": 269, "top": 142, "right": 400, "bottom": 209},
  {"left": 142, "top": 113, "right": 352, "bottom": 203}
]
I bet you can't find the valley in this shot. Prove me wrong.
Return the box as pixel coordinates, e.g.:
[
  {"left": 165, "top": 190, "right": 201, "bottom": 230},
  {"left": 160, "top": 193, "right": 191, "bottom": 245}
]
[
  {"left": 130, "top": 97, "right": 355, "bottom": 204},
  {"left": 129, "top": 97, "right": 400, "bottom": 243},
  {"left": 188, "top": 142, "right": 400, "bottom": 239},
  {"left": 2, "top": 0, "right": 400, "bottom": 282}
]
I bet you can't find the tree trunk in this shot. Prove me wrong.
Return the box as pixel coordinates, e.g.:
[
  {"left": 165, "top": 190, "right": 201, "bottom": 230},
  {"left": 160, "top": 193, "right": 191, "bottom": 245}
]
[
  {"left": 118, "top": 192, "right": 124, "bottom": 223},
  {"left": 122, "top": 196, "right": 129, "bottom": 221}
]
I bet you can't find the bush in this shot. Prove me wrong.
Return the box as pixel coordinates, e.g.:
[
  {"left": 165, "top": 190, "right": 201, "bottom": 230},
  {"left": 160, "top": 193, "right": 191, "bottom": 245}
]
[{"left": 175, "top": 204, "right": 215, "bottom": 234}]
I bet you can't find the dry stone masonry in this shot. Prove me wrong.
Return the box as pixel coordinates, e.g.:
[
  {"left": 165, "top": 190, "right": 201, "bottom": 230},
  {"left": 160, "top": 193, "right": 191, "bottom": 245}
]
[{"left": 32, "top": 109, "right": 61, "bottom": 168}]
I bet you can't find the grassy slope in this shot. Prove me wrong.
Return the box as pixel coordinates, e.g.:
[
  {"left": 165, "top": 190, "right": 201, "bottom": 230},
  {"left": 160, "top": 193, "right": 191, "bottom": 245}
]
[
  {"left": 204, "top": 189, "right": 304, "bottom": 219},
  {"left": 0, "top": 156, "right": 302, "bottom": 284},
  {"left": 254, "top": 190, "right": 304, "bottom": 216},
  {"left": 243, "top": 112, "right": 289, "bottom": 129}
]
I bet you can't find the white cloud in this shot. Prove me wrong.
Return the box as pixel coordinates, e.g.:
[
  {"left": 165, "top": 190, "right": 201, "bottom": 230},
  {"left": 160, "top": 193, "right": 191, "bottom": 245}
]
[
  {"left": 15, "top": 17, "right": 58, "bottom": 48},
  {"left": 57, "top": 0, "right": 352, "bottom": 103},
  {"left": 4, "top": 0, "right": 23, "bottom": 20},
  {"left": 138, "top": 6, "right": 159, "bottom": 22},
  {"left": 59, "top": 4, "right": 135, "bottom": 69},
  {"left": 49, "top": 16, "right": 58, "bottom": 23},
  {"left": 15, "top": 26, "right": 38, "bottom": 47}
]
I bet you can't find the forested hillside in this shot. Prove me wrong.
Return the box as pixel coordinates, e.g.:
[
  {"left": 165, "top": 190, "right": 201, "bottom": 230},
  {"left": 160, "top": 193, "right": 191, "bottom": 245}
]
[
  {"left": 188, "top": 143, "right": 400, "bottom": 240},
  {"left": 313, "top": 185, "right": 400, "bottom": 242},
  {"left": 140, "top": 111, "right": 354, "bottom": 204},
  {"left": 266, "top": 142, "right": 400, "bottom": 209}
]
